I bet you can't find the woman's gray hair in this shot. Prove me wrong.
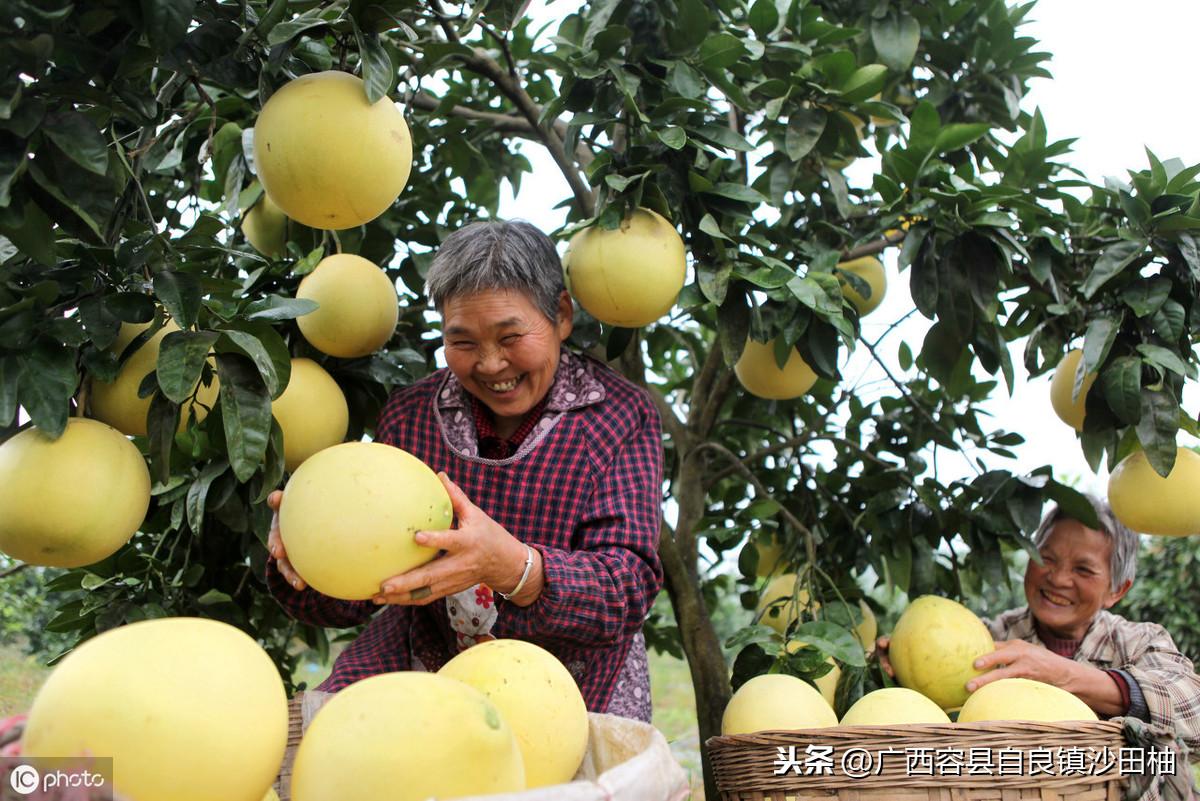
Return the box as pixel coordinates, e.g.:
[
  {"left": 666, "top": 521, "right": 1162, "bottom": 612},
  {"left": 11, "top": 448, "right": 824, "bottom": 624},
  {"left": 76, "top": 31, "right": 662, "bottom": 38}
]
[
  {"left": 425, "top": 219, "right": 565, "bottom": 321},
  {"left": 1032, "top": 494, "right": 1138, "bottom": 592}
]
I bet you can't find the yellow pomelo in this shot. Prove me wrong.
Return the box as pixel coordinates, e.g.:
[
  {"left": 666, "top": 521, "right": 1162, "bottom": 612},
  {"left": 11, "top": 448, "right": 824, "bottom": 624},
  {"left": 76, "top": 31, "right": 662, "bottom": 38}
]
[
  {"left": 757, "top": 575, "right": 876, "bottom": 649},
  {"left": 439, "top": 639, "right": 588, "bottom": 788},
  {"left": 1108, "top": 448, "right": 1200, "bottom": 536},
  {"left": 753, "top": 534, "right": 786, "bottom": 577},
  {"left": 784, "top": 640, "right": 841, "bottom": 709},
  {"left": 839, "top": 687, "right": 951, "bottom": 726},
  {"left": 889, "top": 595, "right": 994, "bottom": 711},
  {"left": 253, "top": 70, "right": 412, "bottom": 230},
  {"left": 1049, "top": 349, "right": 1097, "bottom": 431},
  {"left": 722, "top": 673, "right": 837, "bottom": 734},
  {"left": 241, "top": 193, "right": 288, "bottom": 258},
  {"left": 291, "top": 672, "right": 524, "bottom": 801},
  {"left": 563, "top": 207, "right": 686, "bottom": 328},
  {"left": 957, "top": 677, "right": 1097, "bottom": 723},
  {"left": 278, "top": 441, "right": 452, "bottom": 600},
  {"left": 0, "top": 418, "right": 150, "bottom": 568},
  {"left": 22, "top": 617, "right": 288, "bottom": 801},
  {"left": 296, "top": 253, "right": 399, "bottom": 358},
  {"left": 90, "top": 320, "right": 220, "bottom": 436},
  {"left": 837, "top": 256, "right": 887, "bottom": 316},
  {"left": 734, "top": 338, "right": 818, "bottom": 400},
  {"left": 263, "top": 790, "right": 280, "bottom": 801},
  {"left": 271, "top": 358, "right": 349, "bottom": 473}
]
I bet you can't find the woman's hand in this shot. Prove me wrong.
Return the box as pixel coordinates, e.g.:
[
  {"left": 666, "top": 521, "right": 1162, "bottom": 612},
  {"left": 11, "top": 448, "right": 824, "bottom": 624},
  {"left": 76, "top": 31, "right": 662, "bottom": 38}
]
[
  {"left": 372, "top": 473, "right": 533, "bottom": 606},
  {"left": 267, "top": 489, "right": 306, "bottom": 591},
  {"left": 967, "top": 639, "right": 1076, "bottom": 692}
]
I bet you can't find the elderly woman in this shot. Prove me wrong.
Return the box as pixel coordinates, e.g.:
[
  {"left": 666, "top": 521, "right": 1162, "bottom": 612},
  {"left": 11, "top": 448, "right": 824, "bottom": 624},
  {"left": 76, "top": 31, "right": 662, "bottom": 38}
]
[
  {"left": 879, "top": 497, "right": 1200, "bottom": 753},
  {"left": 264, "top": 219, "right": 665, "bottom": 721}
]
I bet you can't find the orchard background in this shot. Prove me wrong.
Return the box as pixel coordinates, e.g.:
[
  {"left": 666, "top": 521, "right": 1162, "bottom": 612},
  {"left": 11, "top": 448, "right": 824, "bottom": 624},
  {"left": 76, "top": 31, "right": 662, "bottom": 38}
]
[{"left": 0, "top": 0, "right": 1198, "bottom": 797}]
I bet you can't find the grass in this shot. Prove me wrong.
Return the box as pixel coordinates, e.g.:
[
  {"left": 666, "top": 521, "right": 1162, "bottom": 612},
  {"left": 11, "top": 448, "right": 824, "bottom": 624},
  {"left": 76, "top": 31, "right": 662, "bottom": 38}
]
[
  {"left": 0, "top": 642, "right": 51, "bottom": 718},
  {"left": 649, "top": 648, "right": 704, "bottom": 799}
]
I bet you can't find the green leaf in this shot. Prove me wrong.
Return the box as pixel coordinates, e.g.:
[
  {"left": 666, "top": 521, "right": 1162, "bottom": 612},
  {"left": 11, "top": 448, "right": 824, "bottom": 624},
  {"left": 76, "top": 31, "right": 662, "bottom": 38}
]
[
  {"left": 716, "top": 287, "right": 750, "bottom": 368},
  {"left": 141, "top": 0, "right": 197, "bottom": 52},
  {"left": 839, "top": 64, "right": 889, "bottom": 103},
  {"left": 934, "top": 123, "right": 990, "bottom": 154},
  {"left": 657, "top": 126, "right": 686, "bottom": 150},
  {"left": 1081, "top": 313, "right": 1122, "bottom": 376},
  {"left": 1081, "top": 240, "right": 1146, "bottom": 299},
  {"left": 705, "top": 182, "right": 767, "bottom": 204},
  {"left": 1100, "top": 356, "right": 1142, "bottom": 425},
  {"left": 219, "top": 329, "right": 290, "bottom": 399},
  {"left": 18, "top": 339, "right": 77, "bottom": 436},
  {"left": 153, "top": 271, "right": 202, "bottom": 329},
  {"left": 255, "top": 418, "right": 286, "bottom": 503},
  {"left": 698, "top": 213, "right": 730, "bottom": 240},
  {"left": 0, "top": 355, "right": 17, "bottom": 427},
  {"left": 1137, "top": 344, "right": 1188, "bottom": 377},
  {"left": 788, "top": 274, "right": 842, "bottom": 316},
  {"left": 1044, "top": 481, "right": 1100, "bottom": 529},
  {"left": 157, "top": 331, "right": 218, "bottom": 404},
  {"left": 696, "top": 260, "right": 732, "bottom": 305},
  {"left": 785, "top": 107, "right": 826, "bottom": 162},
  {"left": 0, "top": 199, "right": 55, "bottom": 267},
  {"left": 186, "top": 460, "right": 228, "bottom": 536},
  {"left": 870, "top": 12, "right": 920, "bottom": 72},
  {"left": 44, "top": 111, "right": 109, "bottom": 176},
  {"left": 1149, "top": 299, "right": 1186, "bottom": 343},
  {"left": 693, "top": 124, "right": 754, "bottom": 152},
  {"left": 699, "top": 34, "right": 744, "bottom": 70},
  {"left": 147, "top": 391, "right": 180, "bottom": 485},
  {"left": 267, "top": 8, "right": 331, "bottom": 46},
  {"left": 351, "top": 17, "right": 394, "bottom": 104},
  {"left": 244, "top": 295, "right": 319, "bottom": 321},
  {"left": 1120, "top": 277, "right": 1170, "bottom": 318},
  {"left": 790, "top": 621, "right": 866, "bottom": 667},
  {"left": 667, "top": 0, "right": 712, "bottom": 52},
  {"left": 748, "top": 0, "right": 779, "bottom": 38},
  {"left": 1136, "top": 388, "right": 1180, "bottom": 478},
  {"left": 216, "top": 353, "right": 273, "bottom": 483}
]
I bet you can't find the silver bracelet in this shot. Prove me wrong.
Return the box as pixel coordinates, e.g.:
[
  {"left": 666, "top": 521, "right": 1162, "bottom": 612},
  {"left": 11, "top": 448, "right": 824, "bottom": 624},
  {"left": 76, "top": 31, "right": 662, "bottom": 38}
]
[{"left": 498, "top": 544, "right": 535, "bottom": 600}]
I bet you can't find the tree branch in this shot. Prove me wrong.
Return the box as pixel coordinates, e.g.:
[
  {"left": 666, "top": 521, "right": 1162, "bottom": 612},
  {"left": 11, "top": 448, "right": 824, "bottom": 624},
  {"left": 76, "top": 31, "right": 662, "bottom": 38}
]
[
  {"left": 0, "top": 562, "right": 30, "bottom": 579},
  {"left": 842, "top": 228, "right": 907, "bottom": 261},
  {"left": 690, "top": 441, "right": 814, "bottom": 539}
]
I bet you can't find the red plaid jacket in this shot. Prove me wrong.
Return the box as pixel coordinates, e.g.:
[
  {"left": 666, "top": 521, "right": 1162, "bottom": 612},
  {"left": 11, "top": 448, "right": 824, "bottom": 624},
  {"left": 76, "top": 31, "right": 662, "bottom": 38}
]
[{"left": 266, "top": 351, "right": 665, "bottom": 713}]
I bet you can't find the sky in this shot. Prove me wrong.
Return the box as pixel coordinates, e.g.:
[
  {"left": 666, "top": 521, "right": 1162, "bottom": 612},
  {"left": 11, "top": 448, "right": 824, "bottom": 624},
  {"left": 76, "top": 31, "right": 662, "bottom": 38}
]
[{"left": 497, "top": 0, "right": 1200, "bottom": 496}]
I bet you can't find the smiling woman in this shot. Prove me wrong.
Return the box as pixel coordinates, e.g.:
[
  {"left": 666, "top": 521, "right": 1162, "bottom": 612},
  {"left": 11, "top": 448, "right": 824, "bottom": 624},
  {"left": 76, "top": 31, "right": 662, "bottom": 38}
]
[{"left": 264, "top": 220, "right": 666, "bottom": 722}]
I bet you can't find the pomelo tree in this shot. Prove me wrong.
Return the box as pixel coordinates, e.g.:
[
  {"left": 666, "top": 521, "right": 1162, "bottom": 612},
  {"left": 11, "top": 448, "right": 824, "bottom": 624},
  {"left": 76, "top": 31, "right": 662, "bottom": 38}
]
[{"left": 0, "top": 0, "right": 1197, "bottom": 795}]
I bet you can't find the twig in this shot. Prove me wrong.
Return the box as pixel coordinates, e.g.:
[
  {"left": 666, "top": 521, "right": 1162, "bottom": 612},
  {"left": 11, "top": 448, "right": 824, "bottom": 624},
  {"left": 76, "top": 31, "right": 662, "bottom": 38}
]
[
  {"left": 842, "top": 228, "right": 907, "bottom": 261},
  {"left": 0, "top": 563, "right": 31, "bottom": 579},
  {"left": 691, "top": 441, "right": 814, "bottom": 539}
]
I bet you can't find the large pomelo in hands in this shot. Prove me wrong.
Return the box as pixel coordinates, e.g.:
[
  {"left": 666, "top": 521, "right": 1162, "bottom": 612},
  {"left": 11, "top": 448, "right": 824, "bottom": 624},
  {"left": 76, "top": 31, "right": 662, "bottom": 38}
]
[
  {"left": 721, "top": 674, "right": 837, "bottom": 734},
  {"left": 296, "top": 254, "right": 399, "bottom": 358},
  {"left": 0, "top": 418, "right": 150, "bottom": 568},
  {"left": 1108, "top": 448, "right": 1200, "bottom": 536},
  {"left": 291, "top": 672, "right": 524, "bottom": 801},
  {"left": 734, "top": 338, "right": 818, "bottom": 400},
  {"left": 253, "top": 70, "right": 412, "bottom": 230},
  {"left": 439, "top": 639, "right": 588, "bottom": 787},
  {"left": 21, "top": 617, "right": 288, "bottom": 801},
  {"left": 957, "top": 677, "right": 1097, "bottom": 723},
  {"left": 90, "top": 320, "right": 219, "bottom": 436},
  {"left": 888, "top": 595, "right": 994, "bottom": 711},
  {"left": 271, "top": 358, "right": 349, "bottom": 473},
  {"left": 278, "top": 442, "right": 452, "bottom": 600},
  {"left": 1049, "top": 349, "right": 1097, "bottom": 431},
  {"left": 563, "top": 207, "right": 686, "bottom": 327}
]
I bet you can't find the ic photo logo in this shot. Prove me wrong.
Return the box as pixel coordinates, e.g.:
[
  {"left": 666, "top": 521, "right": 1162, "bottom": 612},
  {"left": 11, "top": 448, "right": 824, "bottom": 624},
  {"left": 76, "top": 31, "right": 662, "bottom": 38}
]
[{"left": 9, "top": 764, "right": 39, "bottom": 795}]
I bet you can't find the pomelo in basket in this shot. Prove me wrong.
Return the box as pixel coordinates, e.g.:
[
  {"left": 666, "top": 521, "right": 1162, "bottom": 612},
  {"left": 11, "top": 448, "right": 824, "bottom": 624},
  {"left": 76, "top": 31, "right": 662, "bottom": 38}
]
[
  {"left": 721, "top": 673, "right": 837, "bottom": 734},
  {"left": 290, "top": 672, "right": 524, "bottom": 801},
  {"left": 439, "top": 638, "right": 588, "bottom": 787},
  {"left": 0, "top": 418, "right": 150, "bottom": 568},
  {"left": 253, "top": 70, "right": 412, "bottom": 230},
  {"left": 278, "top": 441, "right": 452, "bottom": 600},
  {"left": 957, "top": 677, "right": 1097, "bottom": 723},
  {"left": 21, "top": 617, "right": 287, "bottom": 801},
  {"left": 839, "top": 687, "right": 951, "bottom": 725},
  {"left": 888, "top": 595, "right": 994, "bottom": 710},
  {"left": 563, "top": 207, "right": 686, "bottom": 328},
  {"left": 271, "top": 357, "right": 348, "bottom": 473},
  {"left": 295, "top": 254, "right": 399, "bottom": 358}
]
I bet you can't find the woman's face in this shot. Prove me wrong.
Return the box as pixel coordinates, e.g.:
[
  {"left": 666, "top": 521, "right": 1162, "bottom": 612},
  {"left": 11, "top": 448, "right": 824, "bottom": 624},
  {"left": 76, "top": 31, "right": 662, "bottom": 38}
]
[
  {"left": 441, "top": 289, "right": 573, "bottom": 427},
  {"left": 1024, "top": 519, "right": 1130, "bottom": 641}
]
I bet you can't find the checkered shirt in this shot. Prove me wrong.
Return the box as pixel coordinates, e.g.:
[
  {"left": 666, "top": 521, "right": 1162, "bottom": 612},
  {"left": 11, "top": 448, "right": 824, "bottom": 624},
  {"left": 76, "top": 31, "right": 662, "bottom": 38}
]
[
  {"left": 986, "top": 607, "right": 1200, "bottom": 800},
  {"left": 266, "top": 350, "right": 665, "bottom": 713}
]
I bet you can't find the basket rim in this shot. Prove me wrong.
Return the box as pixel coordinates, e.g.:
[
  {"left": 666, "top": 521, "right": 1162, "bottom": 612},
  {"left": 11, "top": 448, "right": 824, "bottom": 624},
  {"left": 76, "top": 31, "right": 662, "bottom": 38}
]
[{"left": 706, "top": 718, "right": 1125, "bottom": 749}]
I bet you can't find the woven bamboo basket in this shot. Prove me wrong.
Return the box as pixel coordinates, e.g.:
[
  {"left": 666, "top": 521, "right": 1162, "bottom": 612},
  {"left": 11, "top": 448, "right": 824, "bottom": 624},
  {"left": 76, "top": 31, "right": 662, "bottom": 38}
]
[{"left": 706, "top": 720, "right": 1129, "bottom": 801}]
